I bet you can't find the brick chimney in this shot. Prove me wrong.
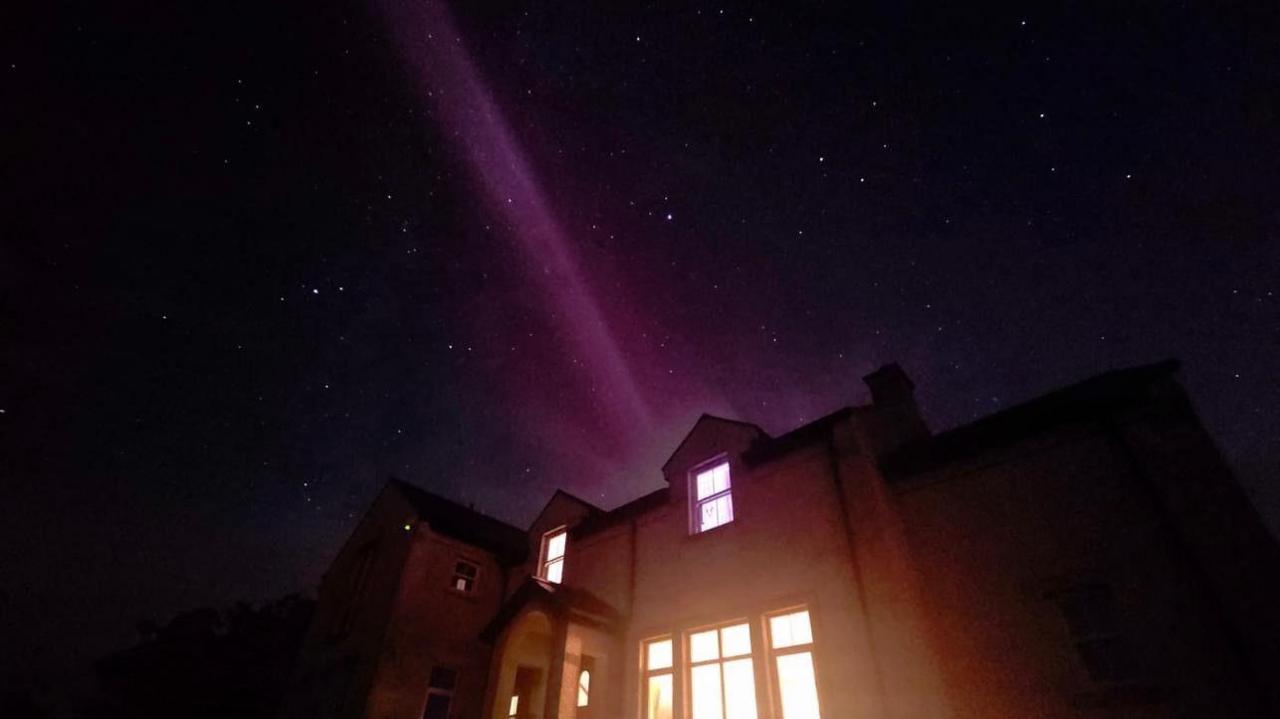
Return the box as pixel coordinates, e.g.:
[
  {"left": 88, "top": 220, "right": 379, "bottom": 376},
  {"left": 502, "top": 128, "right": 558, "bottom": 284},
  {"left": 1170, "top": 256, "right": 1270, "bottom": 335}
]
[{"left": 861, "top": 363, "right": 929, "bottom": 454}]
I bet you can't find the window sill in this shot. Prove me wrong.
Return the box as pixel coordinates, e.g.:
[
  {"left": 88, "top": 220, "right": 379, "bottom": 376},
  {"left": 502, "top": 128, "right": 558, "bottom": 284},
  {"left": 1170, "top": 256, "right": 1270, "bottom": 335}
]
[{"left": 687, "top": 520, "right": 737, "bottom": 541}]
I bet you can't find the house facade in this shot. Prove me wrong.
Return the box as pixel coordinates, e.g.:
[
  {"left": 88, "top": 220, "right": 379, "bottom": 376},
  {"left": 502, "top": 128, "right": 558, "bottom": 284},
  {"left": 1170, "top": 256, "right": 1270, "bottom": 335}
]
[{"left": 280, "top": 361, "right": 1280, "bottom": 719}]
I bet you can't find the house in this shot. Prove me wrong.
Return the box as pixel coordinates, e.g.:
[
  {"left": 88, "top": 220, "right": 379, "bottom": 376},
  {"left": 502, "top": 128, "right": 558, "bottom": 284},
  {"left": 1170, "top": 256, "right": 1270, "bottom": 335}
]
[{"left": 279, "top": 361, "right": 1280, "bottom": 719}]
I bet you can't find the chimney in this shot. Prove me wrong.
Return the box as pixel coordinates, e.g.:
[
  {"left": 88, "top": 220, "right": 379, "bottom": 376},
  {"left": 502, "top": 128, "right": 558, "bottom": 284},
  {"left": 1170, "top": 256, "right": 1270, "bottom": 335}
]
[{"left": 862, "top": 363, "right": 929, "bottom": 454}]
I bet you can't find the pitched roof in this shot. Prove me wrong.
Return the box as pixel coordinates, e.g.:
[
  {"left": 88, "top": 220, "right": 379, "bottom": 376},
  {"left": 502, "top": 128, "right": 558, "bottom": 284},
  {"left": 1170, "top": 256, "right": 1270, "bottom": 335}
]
[
  {"left": 479, "top": 577, "right": 622, "bottom": 643},
  {"left": 881, "top": 359, "right": 1181, "bottom": 477},
  {"left": 390, "top": 478, "right": 528, "bottom": 564},
  {"left": 570, "top": 487, "right": 669, "bottom": 539}
]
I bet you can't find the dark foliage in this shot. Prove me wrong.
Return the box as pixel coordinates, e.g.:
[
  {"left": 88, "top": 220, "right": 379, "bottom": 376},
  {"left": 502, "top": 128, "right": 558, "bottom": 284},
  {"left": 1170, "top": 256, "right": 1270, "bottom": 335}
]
[{"left": 94, "top": 594, "right": 314, "bottom": 719}]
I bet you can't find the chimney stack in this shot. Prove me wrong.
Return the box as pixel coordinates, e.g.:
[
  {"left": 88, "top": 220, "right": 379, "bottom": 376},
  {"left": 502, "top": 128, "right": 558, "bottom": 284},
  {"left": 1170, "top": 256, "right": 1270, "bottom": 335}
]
[{"left": 861, "top": 363, "right": 929, "bottom": 454}]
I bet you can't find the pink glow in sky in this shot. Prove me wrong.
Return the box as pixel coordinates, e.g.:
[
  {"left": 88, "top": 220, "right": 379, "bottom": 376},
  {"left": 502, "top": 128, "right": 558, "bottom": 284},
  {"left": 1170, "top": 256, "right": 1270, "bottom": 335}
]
[{"left": 378, "top": 0, "right": 654, "bottom": 441}]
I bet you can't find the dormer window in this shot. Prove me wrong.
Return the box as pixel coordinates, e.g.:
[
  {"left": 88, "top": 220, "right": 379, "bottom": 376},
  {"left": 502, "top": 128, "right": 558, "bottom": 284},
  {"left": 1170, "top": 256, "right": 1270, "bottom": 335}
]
[
  {"left": 539, "top": 527, "right": 567, "bottom": 583},
  {"left": 692, "top": 460, "right": 733, "bottom": 533}
]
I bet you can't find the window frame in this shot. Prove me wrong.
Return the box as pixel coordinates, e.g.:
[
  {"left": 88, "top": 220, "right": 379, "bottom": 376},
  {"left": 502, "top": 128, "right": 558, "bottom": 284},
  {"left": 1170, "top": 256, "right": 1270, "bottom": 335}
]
[
  {"left": 689, "top": 457, "right": 734, "bottom": 535},
  {"left": 424, "top": 666, "right": 458, "bottom": 719},
  {"left": 685, "top": 620, "right": 759, "bottom": 719},
  {"left": 642, "top": 636, "right": 676, "bottom": 719},
  {"left": 765, "top": 607, "right": 824, "bottom": 719},
  {"left": 449, "top": 558, "right": 480, "bottom": 595},
  {"left": 538, "top": 526, "right": 567, "bottom": 583}
]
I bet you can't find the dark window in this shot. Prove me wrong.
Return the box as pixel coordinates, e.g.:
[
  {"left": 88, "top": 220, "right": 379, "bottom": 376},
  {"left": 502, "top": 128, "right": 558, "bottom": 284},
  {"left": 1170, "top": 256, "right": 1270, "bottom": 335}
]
[
  {"left": 1055, "top": 584, "right": 1136, "bottom": 685},
  {"left": 424, "top": 667, "right": 458, "bottom": 719},
  {"left": 451, "top": 560, "right": 479, "bottom": 593}
]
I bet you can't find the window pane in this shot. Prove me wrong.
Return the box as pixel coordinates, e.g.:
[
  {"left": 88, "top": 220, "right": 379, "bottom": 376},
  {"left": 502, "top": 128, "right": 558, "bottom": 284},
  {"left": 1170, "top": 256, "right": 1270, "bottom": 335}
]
[
  {"left": 508, "top": 694, "right": 518, "bottom": 718},
  {"left": 697, "top": 471, "right": 715, "bottom": 501},
  {"left": 647, "top": 639, "right": 673, "bottom": 670},
  {"left": 690, "top": 629, "right": 720, "bottom": 663},
  {"left": 723, "top": 658, "right": 758, "bottom": 719},
  {"left": 699, "top": 494, "right": 734, "bottom": 532},
  {"left": 647, "top": 673, "right": 673, "bottom": 719},
  {"left": 456, "top": 561, "right": 477, "bottom": 578},
  {"left": 578, "top": 669, "right": 591, "bottom": 707},
  {"left": 546, "top": 531, "right": 566, "bottom": 560},
  {"left": 770, "top": 610, "right": 813, "bottom": 649},
  {"left": 545, "top": 557, "right": 563, "bottom": 584},
  {"left": 720, "top": 623, "right": 751, "bottom": 657},
  {"left": 776, "top": 652, "right": 821, "bottom": 719},
  {"left": 691, "top": 663, "right": 724, "bottom": 719},
  {"left": 712, "top": 463, "right": 730, "bottom": 494}
]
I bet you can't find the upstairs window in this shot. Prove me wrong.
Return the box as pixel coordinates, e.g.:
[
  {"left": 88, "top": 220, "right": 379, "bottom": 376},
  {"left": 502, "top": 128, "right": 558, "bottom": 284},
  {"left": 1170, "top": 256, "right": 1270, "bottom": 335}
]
[
  {"left": 451, "top": 559, "right": 478, "bottom": 593},
  {"left": 539, "top": 527, "right": 567, "bottom": 583},
  {"left": 692, "top": 460, "right": 734, "bottom": 533}
]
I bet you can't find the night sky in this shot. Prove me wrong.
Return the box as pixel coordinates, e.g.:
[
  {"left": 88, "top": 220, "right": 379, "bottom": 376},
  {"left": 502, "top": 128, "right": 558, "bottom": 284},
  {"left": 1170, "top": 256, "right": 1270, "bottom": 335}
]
[{"left": 5, "top": 0, "right": 1279, "bottom": 704}]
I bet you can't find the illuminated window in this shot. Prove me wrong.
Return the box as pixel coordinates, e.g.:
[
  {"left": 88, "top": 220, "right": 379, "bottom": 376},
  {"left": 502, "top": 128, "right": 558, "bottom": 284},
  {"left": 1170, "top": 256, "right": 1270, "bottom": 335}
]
[
  {"left": 692, "top": 460, "right": 733, "bottom": 533},
  {"left": 768, "top": 609, "right": 821, "bottom": 719},
  {"left": 424, "top": 666, "right": 457, "bottom": 719},
  {"left": 539, "top": 527, "right": 566, "bottom": 583},
  {"left": 578, "top": 655, "right": 595, "bottom": 707},
  {"left": 507, "top": 694, "right": 519, "bottom": 719},
  {"left": 644, "top": 638, "right": 674, "bottom": 719},
  {"left": 450, "top": 559, "right": 478, "bottom": 593},
  {"left": 688, "top": 622, "right": 758, "bottom": 719}
]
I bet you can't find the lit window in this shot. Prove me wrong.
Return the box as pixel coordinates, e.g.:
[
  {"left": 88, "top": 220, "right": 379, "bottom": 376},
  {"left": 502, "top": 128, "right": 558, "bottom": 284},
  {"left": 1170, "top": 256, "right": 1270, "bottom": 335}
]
[
  {"left": 577, "top": 655, "right": 595, "bottom": 707},
  {"left": 644, "top": 638, "right": 674, "bottom": 719},
  {"left": 768, "top": 609, "right": 821, "bottom": 719},
  {"left": 451, "top": 559, "right": 478, "bottom": 593},
  {"left": 577, "top": 669, "right": 591, "bottom": 707},
  {"left": 424, "top": 666, "right": 457, "bottom": 719},
  {"left": 507, "top": 694, "right": 518, "bottom": 719},
  {"left": 539, "top": 528, "right": 566, "bottom": 583},
  {"left": 688, "top": 622, "right": 758, "bottom": 719},
  {"left": 692, "top": 460, "right": 733, "bottom": 533}
]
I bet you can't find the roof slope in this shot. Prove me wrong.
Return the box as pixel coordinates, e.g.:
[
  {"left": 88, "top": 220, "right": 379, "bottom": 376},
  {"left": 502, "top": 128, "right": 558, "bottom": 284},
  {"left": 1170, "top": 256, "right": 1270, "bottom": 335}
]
[
  {"left": 882, "top": 359, "right": 1181, "bottom": 477},
  {"left": 390, "top": 478, "right": 528, "bottom": 564}
]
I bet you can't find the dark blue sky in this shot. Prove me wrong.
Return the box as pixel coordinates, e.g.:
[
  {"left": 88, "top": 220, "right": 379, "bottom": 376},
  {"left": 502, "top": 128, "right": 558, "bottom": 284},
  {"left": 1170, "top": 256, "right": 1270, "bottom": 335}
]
[{"left": 4, "top": 0, "right": 1278, "bottom": 706}]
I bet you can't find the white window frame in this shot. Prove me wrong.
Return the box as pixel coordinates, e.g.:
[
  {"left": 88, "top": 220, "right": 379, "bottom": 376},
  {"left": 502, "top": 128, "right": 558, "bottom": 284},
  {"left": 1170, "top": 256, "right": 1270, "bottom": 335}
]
[
  {"left": 765, "top": 607, "right": 823, "bottom": 719},
  {"left": 424, "top": 666, "right": 457, "bottom": 719},
  {"left": 686, "top": 620, "right": 758, "bottom": 719},
  {"left": 690, "top": 458, "right": 734, "bottom": 534},
  {"left": 449, "top": 558, "right": 479, "bottom": 594},
  {"left": 642, "top": 636, "right": 675, "bottom": 719},
  {"left": 538, "top": 526, "right": 567, "bottom": 583}
]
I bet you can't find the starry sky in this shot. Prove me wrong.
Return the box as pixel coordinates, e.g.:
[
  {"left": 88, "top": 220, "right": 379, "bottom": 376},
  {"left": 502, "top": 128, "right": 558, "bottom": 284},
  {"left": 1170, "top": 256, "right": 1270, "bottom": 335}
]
[{"left": 5, "top": 0, "right": 1279, "bottom": 703}]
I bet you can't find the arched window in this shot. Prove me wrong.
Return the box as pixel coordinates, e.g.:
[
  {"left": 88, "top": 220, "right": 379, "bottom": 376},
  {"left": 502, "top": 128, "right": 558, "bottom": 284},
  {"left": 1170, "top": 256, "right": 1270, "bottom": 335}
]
[{"left": 577, "top": 668, "right": 591, "bottom": 707}]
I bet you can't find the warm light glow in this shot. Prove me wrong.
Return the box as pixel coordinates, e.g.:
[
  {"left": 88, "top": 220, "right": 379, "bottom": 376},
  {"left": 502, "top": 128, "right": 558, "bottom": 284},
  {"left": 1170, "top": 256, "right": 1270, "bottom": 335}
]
[
  {"left": 769, "top": 610, "right": 813, "bottom": 649},
  {"left": 723, "top": 658, "right": 757, "bottom": 719},
  {"left": 507, "top": 694, "right": 518, "bottom": 718},
  {"left": 647, "top": 638, "right": 673, "bottom": 671},
  {"left": 693, "top": 461, "right": 734, "bottom": 532},
  {"left": 541, "top": 528, "right": 566, "bottom": 583},
  {"left": 647, "top": 673, "right": 673, "bottom": 719},
  {"left": 775, "top": 652, "right": 820, "bottom": 719},
  {"left": 689, "top": 623, "right": 758, "bottom": 719},
  {"left": 577, "top": 669, "right": 591, "bottom": 707},
  {"left": 691, "top": 664, "right": 724, "bottom": 719}
]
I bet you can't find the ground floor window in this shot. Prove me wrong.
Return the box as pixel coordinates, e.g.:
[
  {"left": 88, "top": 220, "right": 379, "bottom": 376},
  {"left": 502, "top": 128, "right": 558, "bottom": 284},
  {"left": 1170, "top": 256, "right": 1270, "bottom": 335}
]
[
  {"left": 688, "top": 622, "right": 758, "bottom": 719},
  {"left": 644, "top": 637, "right": 674, "bottom": 719},
  {"left": 641, "top": 607, "right": 823, "bottom": 719},
  {"left": 767, "top": 609, "right": 821, "bottom": 719}
]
